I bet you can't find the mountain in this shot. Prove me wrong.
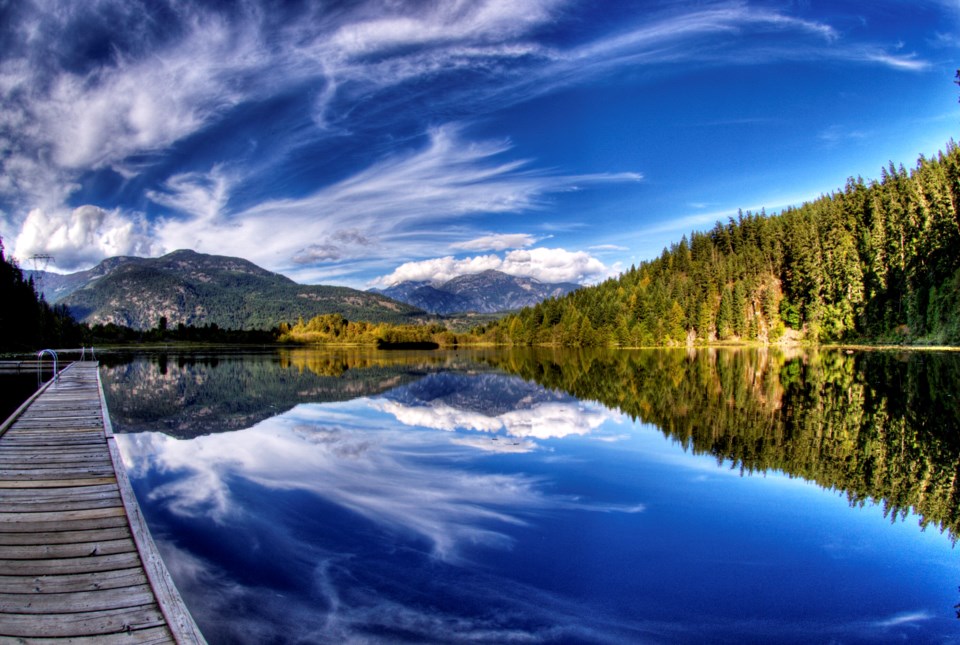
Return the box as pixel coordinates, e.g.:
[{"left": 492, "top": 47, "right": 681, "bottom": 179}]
[
  {"left": 373, "top": 270, "right": 579, "bottom": 314},
  {"left": 29, "top": 249, "right": 425, "bottom": 330}
]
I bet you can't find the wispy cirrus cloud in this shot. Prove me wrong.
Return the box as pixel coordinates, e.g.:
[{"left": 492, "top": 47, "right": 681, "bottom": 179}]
[
  {"left": 154, "top": 125, "right": 638, "bottom": 281},
  {"left": 451, "top": 232, "right": 539, "bottom": 252},
  {"left": 0, "top": 0, "right": 941, "bottom": 278}
]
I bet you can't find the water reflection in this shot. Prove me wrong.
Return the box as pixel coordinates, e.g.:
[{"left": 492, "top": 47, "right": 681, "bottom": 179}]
[
  {"left": 101, "top": 347, "right": 960, "bottom": 643},
  {"left": 120, "top": 374, "right": 640, "bottom": 562},
  {"left": 101, "top": 348, "right": 487, "bottom": 437},
  {"left": 483, "top": 347, "right": 960, "bottom": 541},
  {"left": 376, "top": 372, "right": 623, "bottom": 447}
]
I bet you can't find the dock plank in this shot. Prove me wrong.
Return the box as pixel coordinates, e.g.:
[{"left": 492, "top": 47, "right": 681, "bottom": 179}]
[
  {"left": 0, "top": 362, "right": 205, "bottom": 644},
  {"left": 0, "top": 526, "right": 131, "bottom": 547},
  {"left": 0, "top": 604, "right": 166, "bottom": 638},
  {"left": 0, "top": 567, "right": 148, "bottom": 593}
]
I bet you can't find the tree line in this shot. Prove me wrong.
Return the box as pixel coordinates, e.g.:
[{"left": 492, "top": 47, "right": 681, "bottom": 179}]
[
  {"left": 0, "top": 240, "right": 84, "bottom": 352},
  {"left": 481, "top": 140, "right": 960, "bottom": 347}
]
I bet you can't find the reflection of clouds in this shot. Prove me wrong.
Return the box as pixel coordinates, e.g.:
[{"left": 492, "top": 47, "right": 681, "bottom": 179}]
[
  {"left": 376, "top": 400, "right": 504, "bottom": 433},
  {"left": 119, "top": 393, "right": 639, "bottom": 564},
  {"left": 119, "top": 406, "right": 554, "bottom": 562},
  {"left": 373, "top": 371, "right": 624, "bottom": 442},
  {"left": 155, "top": 526, "right": 674, "bottom": 645},
  {"left": 501, "top": 402, "right": 614, "bottom": 439},
  {"left": 375, "top": 398, "right": 620, "bottom": 439}
]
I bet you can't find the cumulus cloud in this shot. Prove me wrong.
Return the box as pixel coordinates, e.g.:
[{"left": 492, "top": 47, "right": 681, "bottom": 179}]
[
  {"left": 12, "top": 205, "right": 159, "bottom": 270},
  {"left": 375, "top": 246, "right": 609, "bottom": 286}
]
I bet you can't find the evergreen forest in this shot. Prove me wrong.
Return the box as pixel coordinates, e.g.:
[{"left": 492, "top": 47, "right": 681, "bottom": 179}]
[
  {"left": 0, "top": 239, "right": 84, "bottom": 352},
  {"left": 485, "top": 141, "right": 960, "bottom": 347}
]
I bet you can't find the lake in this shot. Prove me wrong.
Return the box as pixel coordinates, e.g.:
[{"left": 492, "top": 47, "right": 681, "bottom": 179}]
[{"left": 97, "top": 347, "right": 960, "bottom": 644}]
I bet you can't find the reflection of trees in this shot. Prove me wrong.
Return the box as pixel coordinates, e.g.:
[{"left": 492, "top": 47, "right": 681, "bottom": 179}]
[
  {"left": 486, "top": 347, "right": 960, "bottom": 541},
  {"left": 101, "top": 346, "right": 960, "bottom": 539},
  {"left": 101, "top": 349, "right": 467, "bottom": 438}
]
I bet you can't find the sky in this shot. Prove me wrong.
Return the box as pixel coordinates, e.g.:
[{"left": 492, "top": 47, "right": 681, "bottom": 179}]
[{"left": 1, "top": 0, "right": 958, "bottom": 289}]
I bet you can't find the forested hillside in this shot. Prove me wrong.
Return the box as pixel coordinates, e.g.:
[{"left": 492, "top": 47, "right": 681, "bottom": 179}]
[
  {"left": 491, "top": 141, "right": 960, "bottom": 346},
  {"left": 0, "top": 238, "right": 83, "bottom": 351}
]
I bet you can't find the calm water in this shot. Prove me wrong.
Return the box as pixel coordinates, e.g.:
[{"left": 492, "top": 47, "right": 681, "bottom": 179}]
[{"left": 100, "top": 347, "right": 960, "bottom": 644}]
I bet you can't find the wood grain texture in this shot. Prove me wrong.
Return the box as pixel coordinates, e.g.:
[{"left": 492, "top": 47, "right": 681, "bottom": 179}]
[{"left": 0, "top": 362, "right": 206, "bottom": 644}]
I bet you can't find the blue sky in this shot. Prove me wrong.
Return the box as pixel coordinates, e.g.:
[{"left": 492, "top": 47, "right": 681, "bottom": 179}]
[{"left": 1, "top": 1, "right": 958, "bottom": 288}]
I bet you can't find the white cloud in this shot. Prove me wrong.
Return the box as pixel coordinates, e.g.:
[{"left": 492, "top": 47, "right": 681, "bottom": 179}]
[
  {"left": 117, "top": 386, "right": 633, "bottom": 563},
  {"left": 12, "top": 205, "right": 159, "bottom": 270},
  {"left": 452, "top": 233, "right": 537, "bottom": 251},
  {"left": 0, "top": 0, "right": 938, "bottom": 280},
  {"left": 64, "top": 14, "right": 272, "bottom": 168},
  {"left": 375, "top": 397, "right": 619, "bottom": 441},
  {"left": 588, "top": 244, "right": 629, "bottom": 252},
  {"left": 154, "top": 125, "right": 639, "bottom": 274},
  {"left": 147, "top": 166, "right": 232, "bottom": 223},
  {"left": 327, "top": 0, "right": 560, "bottom": 57},
  {"left": 119, "top": 410, "right": 548, "bottom": 562},
  {"left": 375, "top": 246, "right": 609, "bottom": 286}
]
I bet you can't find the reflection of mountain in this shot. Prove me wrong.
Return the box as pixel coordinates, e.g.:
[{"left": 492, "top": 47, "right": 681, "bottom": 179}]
[
  {"left": 385, "top": 372, "right": 567, "bottom": 416},
  {"left": 486, "top": 347, "right": 960, "bottom": 540},
  {"left": 101, "top": 349, "right": 474, "bottom": 438},
  {"left": 379, "top": 371, "right": 619, "bottom": 441}
]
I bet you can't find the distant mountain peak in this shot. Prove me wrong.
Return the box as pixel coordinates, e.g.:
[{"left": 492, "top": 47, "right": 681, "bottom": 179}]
[
  {"left": 373, "top": 270, "right": 578, "bottom": 315},
  {"left": 30, "top": 249, "right": 424, "bottom": 330}
]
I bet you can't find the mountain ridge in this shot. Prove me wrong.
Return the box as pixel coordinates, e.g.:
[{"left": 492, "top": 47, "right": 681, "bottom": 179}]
[
  {"left": 372, "top": 269, "right": 579, "bottom": 314},
  {"left": 29, "top": 249, "right": 426, "bottom": 330}
]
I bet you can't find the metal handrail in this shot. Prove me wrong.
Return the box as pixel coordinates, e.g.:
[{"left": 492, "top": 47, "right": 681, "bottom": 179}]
[{"left": 37, "top": 348, "right": 59, "bottom": 384}]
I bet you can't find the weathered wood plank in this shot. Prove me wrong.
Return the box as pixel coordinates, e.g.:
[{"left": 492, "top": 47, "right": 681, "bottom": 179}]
[
  {"left": 0, "top": 567, "right": 148, "bottom": 593},
  {"left": 0, "top": 451, "right": 113, "bottom": 462},
  {"left": 0, "top": 583, "right": 155, "bottom": 614},
  {"left": 0, "top": 493, "right": 122, "bottom": 513},
  {"left": 0, "top": 482, "right": 118, "bottom": 499},
  {"left": 0, "top": 476, "right": 117, "bottom": 489},
  {"left": 0, "top": 466, "right": 117, "bottom": 479},
  {"left": 3, "top": 626, "right": 176, "bottom": 645},
  {"left": 0, "top": 509, "right": 129, "bottom": 533},
  {"left": 0, "top": 506, "right": 126, "bottom": 524},
  {"left": 0, "top": 536, "right": 134, "bottom": 559},
  {"left": 0, "top": 362, "right": 206, "bottom": 644},
  {"left": 0, "top": 436, "right": 109, "bottom": 446},
  {"left": 0, "top": 526, "right": 130, "bottom": 546},
  {"left": 0, "top": 461, "right": 115, "bottom": 474},
  {"left": 0, "top": 551, "right": 142, "bottom": 575},
  {"left": 0, "top": 604, "right": 166, "bottom": 638}
]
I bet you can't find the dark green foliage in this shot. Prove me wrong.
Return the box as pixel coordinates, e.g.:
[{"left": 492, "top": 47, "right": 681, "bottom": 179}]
[
  {"left": 492, "top": 141, "right": 960, "bottom": 346},
  {"left": 0, "top": 238, "right": 84, "bottom": 352},
  {"left": 86, "top": 321, "right": 278, "bottom": 345}
]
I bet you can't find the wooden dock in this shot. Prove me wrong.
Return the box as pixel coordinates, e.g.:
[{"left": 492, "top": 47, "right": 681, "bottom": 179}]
[{"left": 0, "top": 362, "right": 206, "bottom": 643}]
